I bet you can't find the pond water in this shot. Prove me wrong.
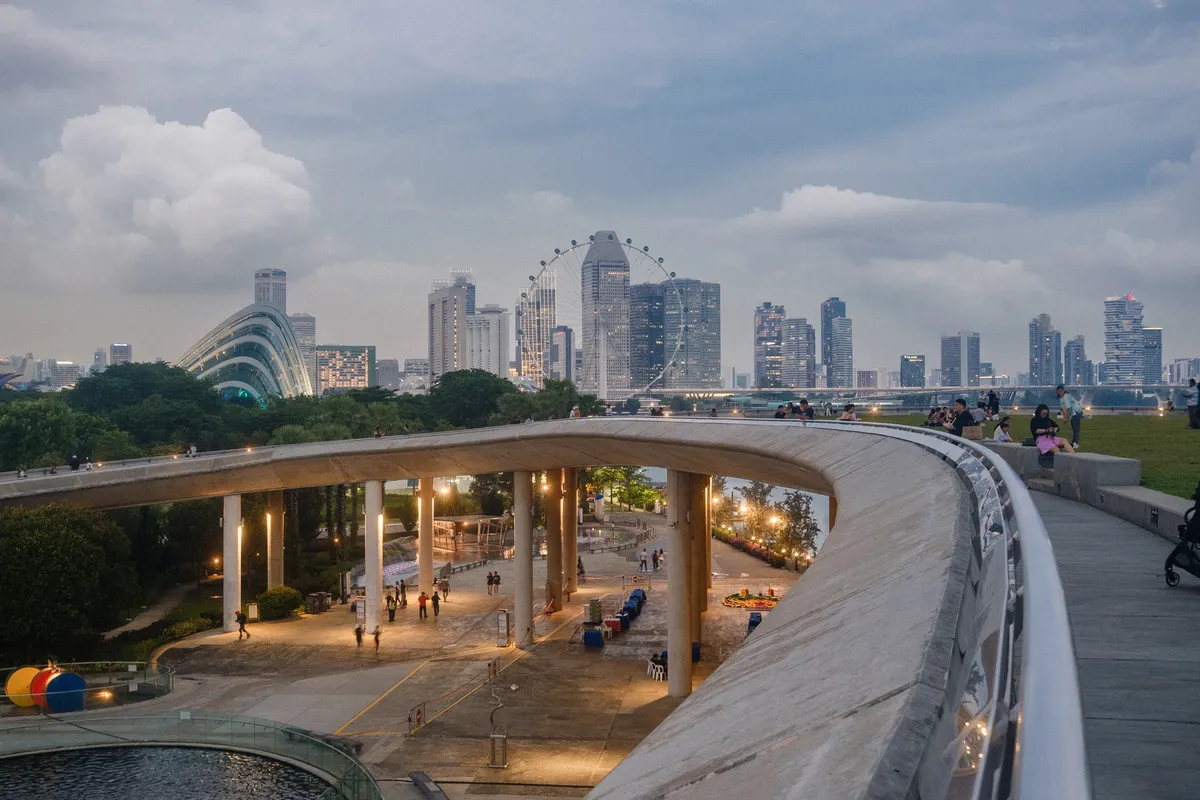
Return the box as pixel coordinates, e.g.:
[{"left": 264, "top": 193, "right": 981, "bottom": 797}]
[{"left": 0, "top": 746, "right": 331, "bottom": 799}]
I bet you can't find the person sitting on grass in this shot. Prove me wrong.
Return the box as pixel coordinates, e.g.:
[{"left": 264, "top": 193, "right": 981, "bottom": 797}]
[
  {"left": 838, "top": 403, "right": 857, "bottom": 421},
  {"left": 993, "top": 417, "right": 1014, "bottom": 442},
  {"left": 1031, "top": 404, "right": 1075, "bottom": 455},
  {"left": 942, "top": 398, "right": 977, "bottom": 437}
]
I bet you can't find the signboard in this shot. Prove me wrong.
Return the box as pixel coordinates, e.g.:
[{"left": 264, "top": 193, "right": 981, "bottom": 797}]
[
  {"left": 496, "top": 608, "right": 511, "bottom": 647},
  {"left": 408, "top": 702, "right": 425, "bottom": 733},
  {"left": 356, "top": 598, "right": 366, "bottom": 626},
  {"left": 247, "top": 603, "right": 260, "bottom": 621}
]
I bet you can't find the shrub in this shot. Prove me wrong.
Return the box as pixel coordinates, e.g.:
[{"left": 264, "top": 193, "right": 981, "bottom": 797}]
[{"left": 257, "top": 586, "right": 303, "bottom": 620}]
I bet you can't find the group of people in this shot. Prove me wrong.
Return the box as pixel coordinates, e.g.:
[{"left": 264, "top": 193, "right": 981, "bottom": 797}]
[
  {"left": 637, "top": 548, "right": 666, "bottom": 571},
  {"left": 485, "top": 571, "right": 502, "bottom": 594},
  {"left": 379, "top": 577, "right": 451, "bottom": 624},
  {"left": 772, "top": 400, "right": 819, "bottom": 420}
]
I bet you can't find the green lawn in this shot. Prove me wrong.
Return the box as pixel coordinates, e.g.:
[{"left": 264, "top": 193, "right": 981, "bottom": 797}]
[
  {"left": 860, "top": 412, "right": 1199, "bottom": 499},
  {"left": 164, "top": 580, "right": 224, "bottom": 623}
]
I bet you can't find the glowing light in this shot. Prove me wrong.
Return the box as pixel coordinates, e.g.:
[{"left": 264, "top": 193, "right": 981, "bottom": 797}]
[
  {"left": 172, "top": 455, "right": 178, "bottom": 460},
  {"left": 439, "top": 485, "right": 451, "bottom": 495},
  {"left": 245, "top": 447, "right": 253, "bottom": 453},
  {"left": 97, "top": 690, "right": 113, "bottom": 700},
  {"left": 1085, "top": 406, "right": 1092, "bottom": 411},
  {"left": 769, "top": 516, "right": 781, "bottom": 525},
  {"left": 711, "top": 496, "right": 721, "bottom": 505},
  {"left": 212, "top": 556, "right": 220, "bottom": 565}
]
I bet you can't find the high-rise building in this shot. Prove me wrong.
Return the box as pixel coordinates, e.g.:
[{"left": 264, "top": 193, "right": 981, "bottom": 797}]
[
  {"left": 288, "top": 312, "right": 317, "bottom": 392},
  {"left": 92, "top": 348, "right": 107, "bottom": 374},
  {"left": 1168, "top": 358, "right": 1200, "bottom": 383},
  {"left": 1028, "top": 314, "right": 1063, "bottom": 386},
  {"left": 753, "top": 302, "right": 786, "bottom": 388},
  {"left": 940, "top": 331, "right": 980, "bottom": 387},
  {"left": 664, "top": 279, "right": 721, "bottom": 389},
  {"left": 1103, "top": 295, "right": 1144, "bottom": 385},
  {"left": 734, "top": 372, "right": 750, "bottom": 390},
  {"left": 110, "top": 343, "right": 132, "bottom": 366},
  {"left": 314, "top": 345, "right": 376, "bottom": 395},
  {"left": 900, "top": 355, "right": 926, "bottom": 388},
  {"left": 820, "top": 297, "right": 846, "bottom": 376},
  {"left": 254, "top": 269, "right": 287, "bottom": 313},
  {"left": 629, "top": 282, "right": 666, "bottom": 389},
  {"left": 1064, "top": 336, "right": 1094, "bottom": 385},
  {"left": 428, "top": 282, "right": 470, "bottom": 381},
  {"left": 517, "top": 271, "right": 557, "bottom": 387},
  {"left": 829, "top": 317, "right": 854, "bottom": 388},
  {"left": 781, "top": 318, "right": 814, "bottom": 388},
  {"left": 1143, "top": 327, "right": 1163, "bottom": 385},
  {"left": 376, "top": 359, "right": 401, "bottom": 390},
  {"left": 403, "top": 358, "right": 430, "bottom": 378},
  {"left": 930, "top": 368, "right": 942, "bottom": 387},
  {"left": 550, "top": 326, "right": 575, "bottom": 382},
  {"left": 856, "top": 369, "right": 878, "bottom": 389},
  {"left": 464, "top": 305, "right": 510, "bottom": 377},
  {"left": 49, "top": 361, "right": 82, "bottom": 390},
  {"left": 451, "top": 269, "right": 476, "bottom": 316},
  {"left": 579, "top": 231, "right": 630, "bottom": 398}
]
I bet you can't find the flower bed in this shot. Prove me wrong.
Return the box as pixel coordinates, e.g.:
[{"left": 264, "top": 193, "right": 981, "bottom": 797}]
[
  {"left": 712, "top": 527, "right": 809, "bottom": 572},
  {"left": 722, "top": 593, "right": 779, "bottom": 610}
]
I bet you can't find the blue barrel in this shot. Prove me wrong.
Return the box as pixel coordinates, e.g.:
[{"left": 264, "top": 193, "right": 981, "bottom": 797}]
[
  {"left": 747, "top": 612, "right": 763, "bottom": 636},
  {"left": 44, "top": 672, "right": 87, "bottom": 713},
  {"left": 692, "top": 642, "right": 701, "bottom": 663}
]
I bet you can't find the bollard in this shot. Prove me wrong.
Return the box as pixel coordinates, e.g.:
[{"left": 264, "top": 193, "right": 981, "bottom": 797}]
[{"left": 489, "top": 732, "right": 508, "bottom": 768}]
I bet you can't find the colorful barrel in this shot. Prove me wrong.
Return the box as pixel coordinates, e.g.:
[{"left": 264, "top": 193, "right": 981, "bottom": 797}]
[
  {"left": 43, "top": 671, "right": 87, "bottom": 713},
  {"left": 4, "top": 667, "right": 41, "bottom": 707},
  {"left": 30, "top": 668, "right": 60, "bottom": 709}
]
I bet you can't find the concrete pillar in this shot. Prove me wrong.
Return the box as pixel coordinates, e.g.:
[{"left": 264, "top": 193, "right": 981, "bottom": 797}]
[
  {"left": 545, "top": 471, "right": 563, "bottom": 613},
  {"left": 666, "top": 470, "right": 693, "bottom": 698},
  {"left": 705, "top": 477, "right": 713, "bottom": 589},
  {"left": 595, "top": 494, "right": 605, "bottom": 522},
  {"left": 691, "top": 474, "right": 709, "bottom": 616},
  {"left": 266, "top": 490, "right": 285, "bottom": 589},
  {"left": 563, "top": 467, "right": 579, "bottom": 594},
  {"left": 514, "top": 471, "right": 534, "bottom": 649},
  {"left": 222, "top": 495, "right": 242, "bottom": 633},
  {"left": 418, "top": 478, "right": 435, "bottom": 595},
  {"left": 364, "top": 480, "right": 384, "bottom": 633},
  {"left": 829, "top": 496, "right": 838, "bottom": 529}
]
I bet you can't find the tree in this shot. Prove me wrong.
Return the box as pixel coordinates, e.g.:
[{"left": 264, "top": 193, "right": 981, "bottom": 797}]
[
  {"left": 0, "top": 401, "right": 112, "bottom": 470},
  {"left": 0, "top": 504, "right": 138, "bottom": 656},
  {"left": 429, "top": 369, "right": 516, "bottom": 428},
  {"left": 737, "top": 481, "right": 775, "bottom": 536},
  {"left": 779, "top": 490, "right": 821, "bottom": 557},
  {"left": 471, "top": 473, "right": 513, "bottom": 517}
]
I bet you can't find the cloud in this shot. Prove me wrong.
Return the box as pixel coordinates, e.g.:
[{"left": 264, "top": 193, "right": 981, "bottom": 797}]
[
  {"left": 0, "top": 4, "right": 101, "bottom": 95},
  {"left": 506, "top": 190, "right": 574, "bottom": 217},
  {"left": 32, "top": 105, "right": 316, "bottom": 292},
  {"left": 734, "top": 185, "right": 1007, "bottom": 230}
]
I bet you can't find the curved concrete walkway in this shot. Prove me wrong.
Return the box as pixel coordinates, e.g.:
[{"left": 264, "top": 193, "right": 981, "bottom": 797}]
[{"left": 1035, "top": 492, "right": 1200, "bottom": 800}]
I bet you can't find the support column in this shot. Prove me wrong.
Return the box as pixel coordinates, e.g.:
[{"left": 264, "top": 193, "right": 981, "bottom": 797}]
[
  {"left": 563, "top": 467, "right": 579, "bottom": 594},
  {"left": 705, "top": 477, "right": 713, "bottom": 589},
  {"left": 545, "top": 471, "right": 563, "bottom": 613},
  {"left": 691, "top": 474, "right": 709, "bottom": 616},
  {"left": 829, "top": 496, "right": 838, "bottom": 529},
  {"left": 222, "top": 495, "right": 242, "bottom": 633},
  {"left": 666, "top": 470, "right": 693, "bottom": 698},
  {"left": 514, "top": 471, "right": 534, "bottom": 649},
  {"left": 364, "top": 480, "right": 384, "bottom": 633},
  {"left": 266, "top": 490, "right": 284, "bottom": 589},
  {"left": 418, "top": 478, "right": 435, "bottom": 595}
]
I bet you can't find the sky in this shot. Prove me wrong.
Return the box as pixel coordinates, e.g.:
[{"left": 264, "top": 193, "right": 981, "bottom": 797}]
[{"left": 2, "top": 1, "right": 1199, "bottom": 378}]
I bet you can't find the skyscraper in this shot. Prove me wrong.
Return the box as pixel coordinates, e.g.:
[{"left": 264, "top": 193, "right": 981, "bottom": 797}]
[
  {"left": 49, "top": 361, "right": 82, "bottom": 390},
  {"left": 664, "top": 279, "right": 721, "bottom": 389},
  {"left": 753, "top": 302, "right": 785, "bottom": 388},
  {"left": 1028, "top": 313, "right": 1063, "bottom": 386},
  {"left": 314, "top": 345, "right": 376, "bottom": 395},
  {"left": 579, "top": 231, "right": 630, "bottom": 398},
  {"left": 464, "top": 304, "right": 510, "bottom": 377},
  {"left": 110, "top": 343, "right": 132, "bottom": 366},
  {"left": 820, "top": 297, "right": 847, "bottom": 378},
  {"left": 376, "top": 359, "right": 401, "bottom": 390},
  {"left": 1143, "top": 327, "right": 1163, "bottom": 384},
  {"left": 900, "top": 355, "right": 926, "bottom": 388},
  {"left": 781, "top": 318, "right": 814, "bottom": 388},
  {"left": 856, "top": 369, "right": 878, "bottom": 389},
  {"left": 1103, "top": 294, "right": 1145, "bottom": 385},
  {"left": 1064, "top": 336, "right": 1094, "bottom": 385},
  {"left": 550, "top": 326, "right": 575, "bottom": 382},
  {"left": 517, "top": 270, "right": 556, "bottom": 387},
  {"left": 254, "top": 268, "right": 287, "bottom": 313},
  {"left": 428, "top": 281, "right": 470, "bottom": 381},
  {"left": 941, "top": 331, "right": 981, "bottom": 387},
  {"left": 450, "top": 269, "right": 476, "bottom": 315},
  {"left": 403, "top": 358, "right": 430, "bottom": 378},
  {"left": 829, "top": 317, "right": 854, "bottom": 388},
  {"left": 92, "top": 348, "right": 107, "bottom": 374},
  {"left": 629, "top": 282, "right": 665, "bottom": 389},
  {"left": 289, "top": 312, "right": 317, "bottom": 392}
]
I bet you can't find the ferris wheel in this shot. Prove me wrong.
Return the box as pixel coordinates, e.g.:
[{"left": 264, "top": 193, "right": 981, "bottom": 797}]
[{"left": 517, "top": 231, "right": 685, "bottom": 399}]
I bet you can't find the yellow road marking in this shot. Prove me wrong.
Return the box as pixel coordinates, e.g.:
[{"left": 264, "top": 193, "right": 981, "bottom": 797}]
[{"left": 335, "top": 658, "right": 432, "bottom": 735}]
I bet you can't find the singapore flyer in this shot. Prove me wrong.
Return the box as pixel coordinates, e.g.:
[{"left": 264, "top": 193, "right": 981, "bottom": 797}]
[{"left": 516, "top": 230, "right": 686, "bottom": 400}]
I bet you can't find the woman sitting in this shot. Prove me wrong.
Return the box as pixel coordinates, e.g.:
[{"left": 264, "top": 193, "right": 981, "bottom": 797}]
[
  {"left": 993, "top": 417, "right": 1013, "bottom": 442},
  {"left": 1030, "top": 404, "right": 1075, "bottom": 454},
  {"left": 925, "top": 407, "right": 941, "bottom": 427},
  {"left": 838, "top": 403, "right": 857, "bottom": 421}
]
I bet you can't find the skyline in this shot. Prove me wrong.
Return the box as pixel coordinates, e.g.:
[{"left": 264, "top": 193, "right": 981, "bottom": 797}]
[{"left": 2, "top": 2, "right": 1199, "bottom": 376}]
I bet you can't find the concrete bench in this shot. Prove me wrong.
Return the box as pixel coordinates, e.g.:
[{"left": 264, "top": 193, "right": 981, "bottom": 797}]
[
  {"left": 1096, "top": 486, "right": 1192, "bottom": 544},
  {"left": 981, "top": 443, "right": 1141, "bottom": 505}
]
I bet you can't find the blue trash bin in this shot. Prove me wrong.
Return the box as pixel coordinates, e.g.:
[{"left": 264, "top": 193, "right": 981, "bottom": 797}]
[
  {"left": 747, "top": 612, "right": 763, "bottom": 636},
  {"left": 582, "top": 629, "right": 605, "bottom": 648},
  {"left": 619, "top": 612, "right": 630, "bottom": 630},
  {"left": 691, "top": 642, "right": 701, "bottom": 663}
]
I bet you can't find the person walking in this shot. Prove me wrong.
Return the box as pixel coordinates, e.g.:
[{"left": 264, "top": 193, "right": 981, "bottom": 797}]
[
  {"left": 16, "top": 464, "right": 27, "bottom": 479},
  {"left": 1185, "top": 378, "right": 1199, "bottom": 430},
  {"left": 651, "top": 550, "right": 659, "bottom": 570},
  {"left": 417, "top": 592, "right": 428, "bottom": 620},
  {"left": 236, "top": 610, "right": 250, "bottom": 640},
  {"left": 386, "top": 593, "right": 397, "bottom": 622},
  {"left": 373, "top": 627, "right": 381, "bottom": 653},
  {"left": 987, "top": 390, "right": 1001, "bottom": 419},
  {"left": 440, "top": 576, "right": 450, "bottom": 599},
  {"left": 658, "top": 548, "right": 666, "bottom": 567},
  {"left": 400, "top": 580, "right": 408, "bottom": 608},
  {"left": 1056, "top": 385, "right": 1085, "bottom": 449},
  {"left": 492, "top": 573, "right": 501, "bottom": 595},
  {"left": 354, "top": 625, "right": 364, "bottom": 651},
  {"left": 486, "top": 572, "right": 495, "bottom": 595},
  {"left": 431, "top": 591, "right": 440, "bottom": 618}
]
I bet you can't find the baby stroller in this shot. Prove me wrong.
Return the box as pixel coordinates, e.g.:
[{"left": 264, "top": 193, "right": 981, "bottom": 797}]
[{"left": 1164, "top": 480, "right": 1200, "bottom": 587}]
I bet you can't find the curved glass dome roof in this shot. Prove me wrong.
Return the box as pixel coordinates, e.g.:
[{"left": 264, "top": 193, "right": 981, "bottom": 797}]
[{"left": 176, "top": 303, "right": 313, "bottom": 400}]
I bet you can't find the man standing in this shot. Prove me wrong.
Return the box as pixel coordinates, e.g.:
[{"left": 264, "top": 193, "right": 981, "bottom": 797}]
[
  {"left": 1056, "top": 385, "right": 1084, "bottom": 449},
  {"left": 431, "top": 591, "right": 441, "bottom": 618},
  {"left": 1184, "top": 378, "right": 1199, "bottom": 430},
  {"left": 417, "top": 592, "right": 428, "bottom": 620},
  {"left": 386, "top": 593, "right": 397, "bottom": 622},
  {"left": 987, "top": 390, "right": 1000, "bottom": 419}
]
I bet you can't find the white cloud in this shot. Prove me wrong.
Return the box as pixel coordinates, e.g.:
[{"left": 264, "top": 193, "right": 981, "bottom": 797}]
[
  {"left": 734, "top": 185, "right": 1007, "bottom": 230},
  {"left": 32, "top": 105, "right": 315, "bottom": 291},
  {"left": 506, "top": 190, "right": 574, "bottom": 217}
]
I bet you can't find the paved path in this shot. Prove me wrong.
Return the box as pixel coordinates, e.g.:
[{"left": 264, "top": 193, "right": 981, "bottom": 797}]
[
  {"left": 103, "top": 581, "right": 198, "bottom": 640},
  {"left": 1035, "top": 492, "right": 1200, "bottom": 800}
]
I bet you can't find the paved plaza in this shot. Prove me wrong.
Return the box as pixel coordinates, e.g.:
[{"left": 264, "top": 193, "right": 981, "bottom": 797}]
[{"left": 142, "top": 523, "right": 797, "bottom": 798}]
